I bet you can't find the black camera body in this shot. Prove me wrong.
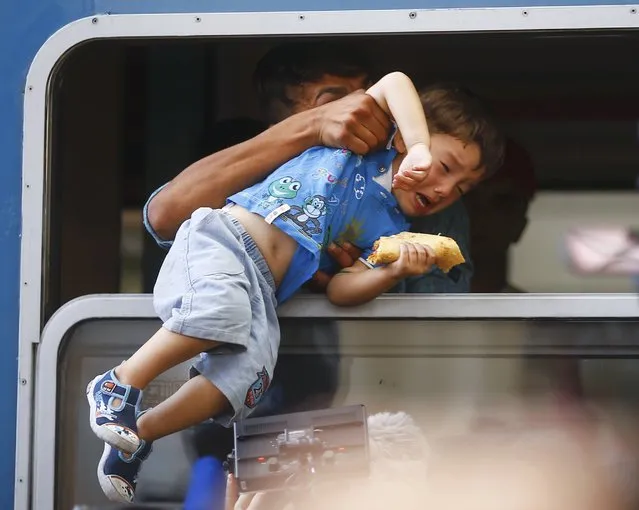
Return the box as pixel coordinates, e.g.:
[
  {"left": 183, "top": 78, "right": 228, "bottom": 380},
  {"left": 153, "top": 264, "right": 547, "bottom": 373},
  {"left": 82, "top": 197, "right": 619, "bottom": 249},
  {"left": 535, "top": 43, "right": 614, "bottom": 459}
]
[{"left": 228, "top": 405, "right": 369, "bottom": 493}]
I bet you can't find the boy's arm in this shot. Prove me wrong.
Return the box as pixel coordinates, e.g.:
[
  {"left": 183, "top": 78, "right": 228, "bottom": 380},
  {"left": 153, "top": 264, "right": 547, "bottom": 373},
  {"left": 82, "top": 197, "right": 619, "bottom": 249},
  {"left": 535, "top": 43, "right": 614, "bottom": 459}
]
[
  {"left": 326, "top": 261, "right": 402, "bottom": 307},
  {"left": 326, "top": 243, "right": 436, "bottom": 307},
  {"left": 147, "top": 92, "right": 390, "bottom": 241},
  {"left": 365, "top": 72, "right": 430, "bottom": 154},
  {"left": 366, "top": 72, "right": 432, "bottom": 190}
]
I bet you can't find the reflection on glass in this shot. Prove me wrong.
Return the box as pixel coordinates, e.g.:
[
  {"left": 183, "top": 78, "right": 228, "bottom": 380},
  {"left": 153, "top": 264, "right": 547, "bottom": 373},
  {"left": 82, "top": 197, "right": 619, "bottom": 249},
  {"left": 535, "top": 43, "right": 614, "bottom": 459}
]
[{"left": 274, "top": 319, "right": 639, "bottom": 509}]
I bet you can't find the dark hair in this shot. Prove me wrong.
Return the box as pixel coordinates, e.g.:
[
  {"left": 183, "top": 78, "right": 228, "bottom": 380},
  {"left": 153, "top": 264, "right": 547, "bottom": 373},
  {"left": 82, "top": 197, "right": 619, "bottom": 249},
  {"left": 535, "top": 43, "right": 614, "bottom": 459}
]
[
  {"left": 253, "top": 41, "right": 373, "bottom": 124},
  {"left": 419, "top": 84, "right": 505, "bottom": 178}
]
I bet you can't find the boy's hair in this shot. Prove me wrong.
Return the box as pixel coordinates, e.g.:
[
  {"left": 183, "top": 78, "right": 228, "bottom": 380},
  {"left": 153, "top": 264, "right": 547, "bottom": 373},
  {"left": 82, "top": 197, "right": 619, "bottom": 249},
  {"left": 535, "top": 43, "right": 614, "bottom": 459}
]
[
  {"left": 253, "top": 41, "right": 373, "bottom": 124},
  {"left": 419, "top": 84, "right": 505, "bottom": 178}
]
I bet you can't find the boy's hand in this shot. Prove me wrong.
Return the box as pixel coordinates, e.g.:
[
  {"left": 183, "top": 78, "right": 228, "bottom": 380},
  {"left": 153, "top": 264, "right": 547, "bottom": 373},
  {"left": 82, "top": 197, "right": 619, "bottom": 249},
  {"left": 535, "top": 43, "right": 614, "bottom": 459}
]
[
  {"left": 393, "top": 142, "right": 432, "bottom": 191},
  {"left": 308, "top": 242, "right": 363, "bottom": 292},
  {"left": 387, "top": 242, "right": 436, "bottom": 279}
]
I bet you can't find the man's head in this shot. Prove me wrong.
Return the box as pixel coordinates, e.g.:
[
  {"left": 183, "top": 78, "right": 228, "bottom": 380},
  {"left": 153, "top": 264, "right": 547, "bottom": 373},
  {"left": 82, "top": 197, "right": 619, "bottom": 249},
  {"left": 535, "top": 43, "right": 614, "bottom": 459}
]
[
  {"left": 464, "top": 139, "right": 537, "bottom": 257},
  {"left": 393, "top": 84, "right": 505, "bottom": 217},
  {"left": 254, "top": 42, "right": 373, "bottom": 124}
]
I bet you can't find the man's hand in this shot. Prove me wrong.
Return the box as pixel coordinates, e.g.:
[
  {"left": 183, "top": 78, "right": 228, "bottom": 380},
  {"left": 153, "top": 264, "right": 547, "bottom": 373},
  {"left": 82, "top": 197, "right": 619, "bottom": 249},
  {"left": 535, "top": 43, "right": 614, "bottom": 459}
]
[
  {"left": 315, "top": 91, "right": 391, "bottom": 155},
  {"left": 393, "top": 142, "right": 432, "bottom": 191},
  {"left": 387, "top": 243, "right": 436, "bottom": 279},
  {"left": 308, "top": 242, "right": 363, "bottom": 292}
]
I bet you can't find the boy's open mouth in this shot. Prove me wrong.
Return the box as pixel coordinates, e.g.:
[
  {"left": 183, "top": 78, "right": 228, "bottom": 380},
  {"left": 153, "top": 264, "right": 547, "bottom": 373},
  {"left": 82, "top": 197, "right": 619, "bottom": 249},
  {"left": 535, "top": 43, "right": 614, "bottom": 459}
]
[{"left": 416, "top": 193, "right": 431, "bottom": 208}]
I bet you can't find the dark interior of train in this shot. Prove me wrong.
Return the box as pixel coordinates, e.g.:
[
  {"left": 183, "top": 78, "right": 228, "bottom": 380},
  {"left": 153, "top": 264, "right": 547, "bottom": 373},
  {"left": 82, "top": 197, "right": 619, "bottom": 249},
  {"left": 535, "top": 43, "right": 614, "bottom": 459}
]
[
  {"left": 45, "top": 30, "right": 639, "bottom": 321},
  {"left": 41, "top": 30, "right": 639, "bottom": 509},
  {"left": 45, "top": 30, "right": 639, "bottom": 320}
]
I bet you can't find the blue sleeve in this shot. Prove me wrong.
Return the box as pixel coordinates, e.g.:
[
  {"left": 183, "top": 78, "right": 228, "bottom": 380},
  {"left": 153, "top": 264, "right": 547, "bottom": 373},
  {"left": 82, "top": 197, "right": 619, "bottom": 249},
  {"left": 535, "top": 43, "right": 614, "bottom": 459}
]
[
  {"left": 142, "top": 183, "right": 174, "bottom": 251},
  {"left": 395, "top": 200, "right": 473, "bottom": 294}
]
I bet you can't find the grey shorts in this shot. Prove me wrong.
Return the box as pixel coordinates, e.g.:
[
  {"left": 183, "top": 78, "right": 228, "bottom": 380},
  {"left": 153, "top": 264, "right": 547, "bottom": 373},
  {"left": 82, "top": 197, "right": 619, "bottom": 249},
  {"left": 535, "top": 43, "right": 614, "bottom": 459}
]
[{"left": 153, "top": 207, "right": 280, "bottom": 425}]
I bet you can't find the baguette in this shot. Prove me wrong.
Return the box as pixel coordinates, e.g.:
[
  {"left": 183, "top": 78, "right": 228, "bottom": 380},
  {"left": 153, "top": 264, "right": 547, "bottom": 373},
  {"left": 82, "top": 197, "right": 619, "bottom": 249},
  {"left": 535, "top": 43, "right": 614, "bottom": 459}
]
[{"left": 367, "top": 232, "right": 465, "bottom": 273}]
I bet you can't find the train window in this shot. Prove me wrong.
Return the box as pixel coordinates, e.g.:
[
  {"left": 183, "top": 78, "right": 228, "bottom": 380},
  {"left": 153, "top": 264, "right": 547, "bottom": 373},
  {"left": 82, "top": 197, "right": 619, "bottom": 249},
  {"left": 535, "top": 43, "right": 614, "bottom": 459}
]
[
  {"left": 46, "top": 39, "right": 221, "bottom": 319},
  {"left": 51, "top": 315, "right": 639, "bottom": 507},
  {"left": 45, "top": 31, "right": 639, "bottom": 320}
]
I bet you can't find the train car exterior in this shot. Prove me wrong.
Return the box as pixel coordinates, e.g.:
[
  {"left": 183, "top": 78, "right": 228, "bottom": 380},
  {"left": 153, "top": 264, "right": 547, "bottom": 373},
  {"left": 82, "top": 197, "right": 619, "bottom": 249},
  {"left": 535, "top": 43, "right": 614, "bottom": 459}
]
[{"left": 2, "top": 1, "right": 638, "bottom": 508}]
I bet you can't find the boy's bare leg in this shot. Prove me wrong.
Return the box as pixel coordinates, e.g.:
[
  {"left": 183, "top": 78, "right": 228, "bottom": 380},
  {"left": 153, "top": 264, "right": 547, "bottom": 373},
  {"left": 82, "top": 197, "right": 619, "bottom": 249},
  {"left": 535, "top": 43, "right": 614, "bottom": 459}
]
[
  {"left": 136, "top": 375, "right": 230, "bottom": 442},
  {"left": 115, "top": 327, "right": 219, "bottom": 390}
]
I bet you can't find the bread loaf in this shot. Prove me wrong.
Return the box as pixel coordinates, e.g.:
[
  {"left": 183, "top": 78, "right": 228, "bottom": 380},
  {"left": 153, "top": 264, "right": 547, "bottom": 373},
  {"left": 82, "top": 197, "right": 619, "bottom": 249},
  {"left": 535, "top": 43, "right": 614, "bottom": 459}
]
[{"left": 367, "top": 232, "right": 465, "bottom": 273}]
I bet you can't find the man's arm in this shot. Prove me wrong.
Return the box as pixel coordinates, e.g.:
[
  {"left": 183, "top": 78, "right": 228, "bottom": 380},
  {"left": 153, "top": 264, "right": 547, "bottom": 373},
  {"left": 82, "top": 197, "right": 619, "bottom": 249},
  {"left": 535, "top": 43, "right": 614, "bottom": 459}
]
[{"left": 147, "top": 92, "right": 391, "bottom": 241}]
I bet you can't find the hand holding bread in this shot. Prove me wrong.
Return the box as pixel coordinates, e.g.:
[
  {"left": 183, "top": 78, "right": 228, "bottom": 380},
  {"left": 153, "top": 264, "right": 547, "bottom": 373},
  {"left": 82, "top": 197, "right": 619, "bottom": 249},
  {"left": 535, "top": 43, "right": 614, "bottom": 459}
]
[{"left": 367, "top": 232, "right": 465, "bottom": 273}]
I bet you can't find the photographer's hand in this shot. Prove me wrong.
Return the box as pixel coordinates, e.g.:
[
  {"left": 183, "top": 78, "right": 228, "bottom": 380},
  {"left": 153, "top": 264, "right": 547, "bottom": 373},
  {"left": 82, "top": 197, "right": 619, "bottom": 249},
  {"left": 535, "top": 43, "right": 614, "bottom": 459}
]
[
  {"left": 225, "top": 474, "right": 292, "bottom": 510},
  {"left": 224, "top": 474, "right": 239, "bottom": 510}
]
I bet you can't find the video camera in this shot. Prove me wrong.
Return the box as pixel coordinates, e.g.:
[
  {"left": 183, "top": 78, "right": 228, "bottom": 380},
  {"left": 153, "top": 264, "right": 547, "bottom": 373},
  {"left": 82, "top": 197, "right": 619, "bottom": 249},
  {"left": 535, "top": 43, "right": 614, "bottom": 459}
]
[{"left": 227, "top": 404, "right": 370, "bottom": 493}]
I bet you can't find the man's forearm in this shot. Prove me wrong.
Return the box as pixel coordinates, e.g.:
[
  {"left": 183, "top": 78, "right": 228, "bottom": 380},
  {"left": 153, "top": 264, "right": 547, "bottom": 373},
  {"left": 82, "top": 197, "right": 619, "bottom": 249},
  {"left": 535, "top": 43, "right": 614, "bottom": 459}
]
[{"left": 147, "top": 109, "right": 321, "bottom": 240}]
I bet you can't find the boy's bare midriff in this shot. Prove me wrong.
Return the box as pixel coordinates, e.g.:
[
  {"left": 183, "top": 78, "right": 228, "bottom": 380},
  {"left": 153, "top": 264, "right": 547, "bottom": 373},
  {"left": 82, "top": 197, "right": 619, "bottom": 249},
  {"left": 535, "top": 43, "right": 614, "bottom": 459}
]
[{"left": 226, "top": 205, "right": 298, "bottom": 287}]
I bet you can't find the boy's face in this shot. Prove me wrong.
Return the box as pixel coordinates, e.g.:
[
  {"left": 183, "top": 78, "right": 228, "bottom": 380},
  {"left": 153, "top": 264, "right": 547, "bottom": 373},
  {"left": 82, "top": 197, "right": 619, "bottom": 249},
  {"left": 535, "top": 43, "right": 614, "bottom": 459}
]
[{"left": 393, "top": 133, "right": 484, "bottom": 217}]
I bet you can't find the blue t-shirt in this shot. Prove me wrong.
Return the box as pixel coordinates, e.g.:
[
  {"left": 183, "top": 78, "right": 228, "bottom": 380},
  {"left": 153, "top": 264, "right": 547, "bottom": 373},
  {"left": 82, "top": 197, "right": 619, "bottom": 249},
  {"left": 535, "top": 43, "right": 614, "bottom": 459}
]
[
  {"left": 229, "top": 146, "right": 410, "bottom": 302},
  {"left": 143, "top": 162, "right": 474, "bottom": 297}
]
